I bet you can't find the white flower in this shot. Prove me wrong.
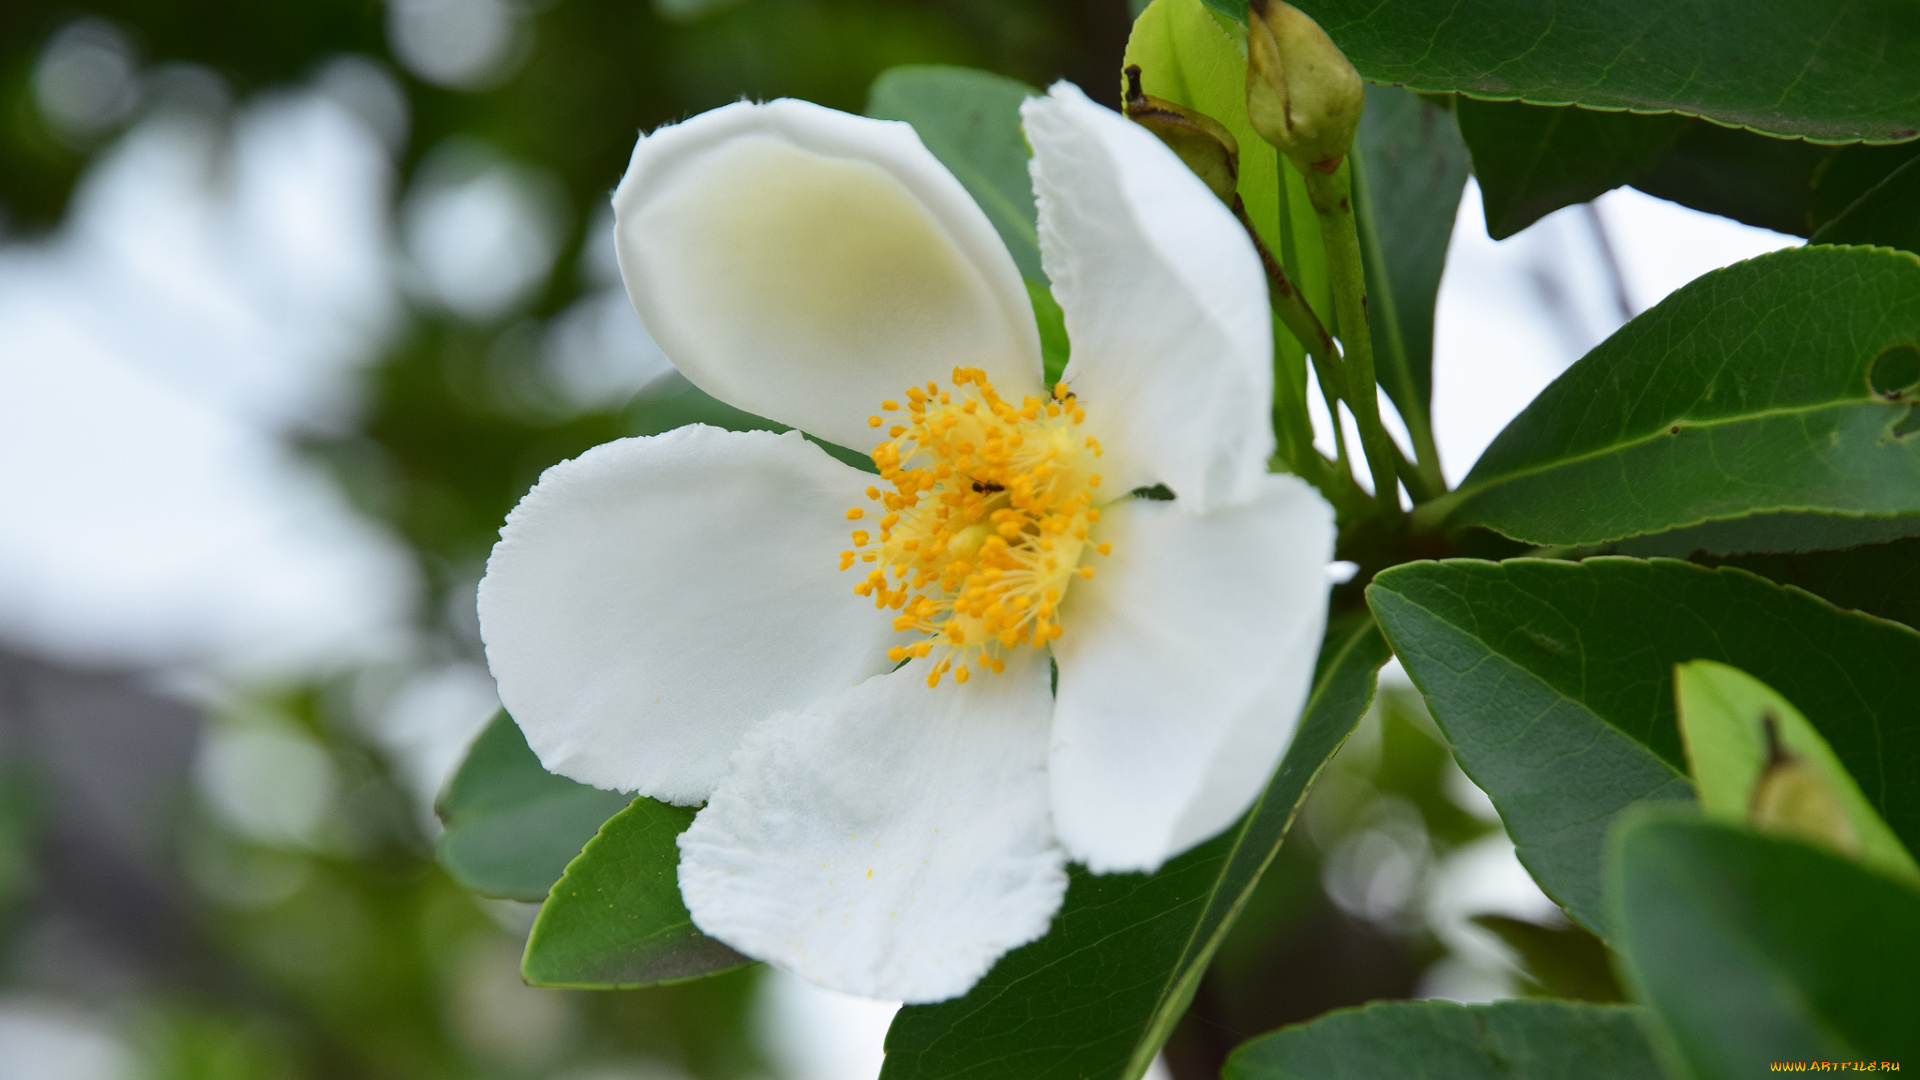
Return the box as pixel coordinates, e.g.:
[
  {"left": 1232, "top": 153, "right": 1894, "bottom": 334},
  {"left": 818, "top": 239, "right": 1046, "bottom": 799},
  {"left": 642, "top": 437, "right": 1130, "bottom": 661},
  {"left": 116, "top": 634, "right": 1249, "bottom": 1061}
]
[{"left": 476, "top": 82, "right": 1335, "bottom": 1004}]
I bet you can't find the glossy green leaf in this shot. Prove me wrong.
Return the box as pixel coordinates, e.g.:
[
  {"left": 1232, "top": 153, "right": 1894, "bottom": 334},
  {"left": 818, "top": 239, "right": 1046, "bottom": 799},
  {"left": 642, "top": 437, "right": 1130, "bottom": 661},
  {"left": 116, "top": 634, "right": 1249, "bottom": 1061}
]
[
  {"left": 1674, "top": 660, "right": 1918, "bottom": 882},
  {"left": 881, "top": 616, "right": 1391, "bottom": 1080},
  {"left": 1222, "top": 999, "right": 1662, "bottom": 1080},
  {"left": 1437, "top": 246, "right": 1920, "bottom": 550},
  {"left": 521, "top": 796, "right": 749, "bottom": 989},
  {"left": 866, "top": 66, "right": 1044, "bottom": 283},
  {"left": 1813, "top": 146, "right": 1920, "bottom": 229},
  {"left": 1611, "top": 814, "right": 1920, "bottom": 1076},
  {"left": 1811, "top": 156, "right": 1920, "bottom": 254},
  {"left": 1613, "top": 510, "right": 1920, "bottom": 558},
  {"left": 434, "top": 711, "right": 631, "bottom": 902},
  {"left": 1289, "top": 0, "right": 1920, "bottom": 142},
  {"left": 1456, "top": 99, "right": 1688, "bottom": 240},
  {"left": 1707, "top": 536, "right": 1920, "bottom": 631},
  {"left": 1469, "top": 915, "right": 1624, "bottom": 1003},
  {"left": 1456, "top": 99, "right": 1838, "bottom": 239},
  {"left": 1811, "top": 143, "right": 1920, "bottom": 231},
  {"left": 1633, "top": 120, "right": 1833, "bottom": 237},
  {"left": 1353, "top": 84, "right": 1469, "bottom": 435},
  {"left": 1365, "top": 556, "right": 1920, "bottom": 937}
]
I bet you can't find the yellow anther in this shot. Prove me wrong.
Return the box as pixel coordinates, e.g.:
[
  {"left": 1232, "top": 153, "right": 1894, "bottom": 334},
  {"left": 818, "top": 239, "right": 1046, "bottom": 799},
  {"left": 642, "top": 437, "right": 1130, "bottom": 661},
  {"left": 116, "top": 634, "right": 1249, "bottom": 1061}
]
[
  {"left": 1097, "top": 542, "right": 1113, "bottom": 556},
  {"left": 869, "top": 415, "right": 883, "bottom": 428},
  {"left": 837, "top": 368, "right": 1108, "bottom": 688},
  {"left": 847, "top": 508, "right": 865, "bottom": 520}
]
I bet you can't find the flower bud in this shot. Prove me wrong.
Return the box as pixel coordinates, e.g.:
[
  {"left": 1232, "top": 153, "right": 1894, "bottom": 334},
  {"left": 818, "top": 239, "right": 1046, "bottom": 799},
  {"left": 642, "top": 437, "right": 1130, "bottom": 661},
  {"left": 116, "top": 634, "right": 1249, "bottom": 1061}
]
[
  {"left": 1122, "top": 64, "right": 1240, "bottom": 205},
  {"left": 1245, "top": 0, "right": 1364, "bottom": 174}
]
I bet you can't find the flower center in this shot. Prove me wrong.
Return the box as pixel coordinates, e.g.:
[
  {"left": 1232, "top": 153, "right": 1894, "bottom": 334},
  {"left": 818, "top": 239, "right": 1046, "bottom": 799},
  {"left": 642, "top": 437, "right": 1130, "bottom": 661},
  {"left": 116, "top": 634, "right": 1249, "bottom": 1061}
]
[{"left": 841, "top": 367, "right": 1111, "bottom": 688}]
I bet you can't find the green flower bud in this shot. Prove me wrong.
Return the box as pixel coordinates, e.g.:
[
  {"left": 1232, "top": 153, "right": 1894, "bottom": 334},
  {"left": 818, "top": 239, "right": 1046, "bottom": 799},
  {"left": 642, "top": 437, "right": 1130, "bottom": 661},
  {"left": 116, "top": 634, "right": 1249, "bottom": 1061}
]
[
  {"left": 1122, "top": 65, "right": 1240, "bottom": 205},
  {"left": 1245, "top": 0, "right": 1364, "bottom": 174}
]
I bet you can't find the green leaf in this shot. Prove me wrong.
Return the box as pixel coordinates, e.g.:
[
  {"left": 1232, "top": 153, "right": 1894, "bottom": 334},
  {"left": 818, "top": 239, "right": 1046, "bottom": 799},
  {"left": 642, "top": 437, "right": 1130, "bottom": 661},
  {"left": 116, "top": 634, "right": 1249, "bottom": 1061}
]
[
  {"left": 1610, "top": 814, "right": 1920, "bottom": 1075},
  {"left": 1222, "top": 999, "right": 1662, "bottom": 1080},
  {"left": 1353, "top": 85, "right": 1470, "bottom": 436},
  {"left": 866, "top": 66, "right": 1044, "bottom": 284},
  {"left": 1706, "top": 536, "right": 1920, "bottom": 631},
  {"left": 1811, "top": 142, "right": 1920, "bottom": 233},
  {"left": 1613, "top": 510, "right": 1920, "bottom": 558},
  {"left": 434, "top": 711, "right": 632, "bottom": 902},
  {"left": 1027, "top": 280, "right": 1071, "bottom": 387},
  {"left": 1811, "top": 156, "right": 1920, "bottom": 253},
  {"left": 521, "top": 796, "right": 749, "bottom": 989},
  {"left": 625, "top": 370, "right": 783, "bottom": 439},
  {"left": 1469, "top": 915, "right": 1625, "bottom": 1003},
  {"left": 1289, "top": 0, "right": 1920, "bottom": 142},
  {"left": 1673, "top": 660, "right": 1918, "bottom": 883},
  {"left": 1456, "top": 99, "right": 1689, "bottom": 240},
  {"left": 626, "top": 371, "right": 875, "bottom": 473},
  {"left": 1365, "top": 556, "right": 1920, "bottom": 937},
  {"left": 1456, "top": 99, "right": 1841, "bottom": 239},
  {"left": 881, "top": 616, "right": 1391, "bottom": 1080},
  {"left": 1633, "top": 120, "right": 1834, "bottom": 237},
  {"left": 1437, "top": 246, "right": 1920, "bottom": 550}
]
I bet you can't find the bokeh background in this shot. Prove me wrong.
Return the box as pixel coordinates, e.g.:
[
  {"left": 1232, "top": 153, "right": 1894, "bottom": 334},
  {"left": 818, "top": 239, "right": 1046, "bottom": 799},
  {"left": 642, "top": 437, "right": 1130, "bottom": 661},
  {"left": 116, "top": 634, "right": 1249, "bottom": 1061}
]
[{"left": 0, "top": 1, "right": 1797, "bottom": 1077}]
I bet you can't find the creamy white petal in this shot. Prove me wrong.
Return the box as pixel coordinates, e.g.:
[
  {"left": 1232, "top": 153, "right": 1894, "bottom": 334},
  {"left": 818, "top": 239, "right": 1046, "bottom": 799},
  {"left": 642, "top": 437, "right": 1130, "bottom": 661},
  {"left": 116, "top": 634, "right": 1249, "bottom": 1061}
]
[
  {"left": 476, "top": 425, "right": 897, "bottom": 804},
  {"left": 614, "top": 99, "right": 1043, "bottom": 452},
  {"left": 1049, "top": 474, "right": 1333, "bottom": 873},
  {"left": 1022, "top": 83, "right": 1274, "bottom": 511},
  {"left": 678, "top": 655, "right": 1066, "bottom": 1003}
]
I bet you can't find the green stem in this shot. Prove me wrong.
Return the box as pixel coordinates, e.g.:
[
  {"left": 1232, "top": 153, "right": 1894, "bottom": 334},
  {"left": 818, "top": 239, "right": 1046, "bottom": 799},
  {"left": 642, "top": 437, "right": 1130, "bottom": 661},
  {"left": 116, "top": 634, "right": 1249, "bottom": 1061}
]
[
  {"left": 1232, "top": 197, "right": 1368, "bottom": 517},
  {"left": 1388, "top": 430, "right": 1439, "bottom": 505},
  {"left": 1311, "top": 362, "right": 1373, "bottom": 518},
  {"left": 1303, "top": 161, "right": 1401, "bottom": 513},
  {"left": 1233, "top": 198, "right": 1346, "bottom": 396},
  {"left": 1349, "top": 150, "right": 1447, "bottom": 499}
]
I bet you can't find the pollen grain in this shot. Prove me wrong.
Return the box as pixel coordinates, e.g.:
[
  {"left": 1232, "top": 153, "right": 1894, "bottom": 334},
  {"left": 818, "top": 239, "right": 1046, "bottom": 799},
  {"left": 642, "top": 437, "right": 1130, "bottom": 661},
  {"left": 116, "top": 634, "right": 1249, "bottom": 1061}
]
[{"left": 843, "top": 368, "right": 1110, "bottom": 687}]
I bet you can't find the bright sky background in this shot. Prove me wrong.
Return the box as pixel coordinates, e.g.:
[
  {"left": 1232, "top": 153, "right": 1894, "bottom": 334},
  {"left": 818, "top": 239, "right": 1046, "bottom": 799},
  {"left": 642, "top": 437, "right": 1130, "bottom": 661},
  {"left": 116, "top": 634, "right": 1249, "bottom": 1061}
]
[{"left": 0, "top": 87, "right": 1800, "bottom": 1076}]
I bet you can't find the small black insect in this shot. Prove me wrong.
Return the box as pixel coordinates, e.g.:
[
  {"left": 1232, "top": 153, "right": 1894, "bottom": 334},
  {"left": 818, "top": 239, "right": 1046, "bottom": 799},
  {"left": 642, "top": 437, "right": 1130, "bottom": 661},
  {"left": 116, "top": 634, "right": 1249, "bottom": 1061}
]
[{"left": 971, "top": 480, "right": 1006, "bottom": 494}]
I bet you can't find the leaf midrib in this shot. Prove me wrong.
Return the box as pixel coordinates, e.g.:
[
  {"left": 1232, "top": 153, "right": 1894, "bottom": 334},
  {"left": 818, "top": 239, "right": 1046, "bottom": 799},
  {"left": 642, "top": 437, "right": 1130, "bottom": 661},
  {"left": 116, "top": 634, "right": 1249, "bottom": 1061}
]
[{"left": 1458, "top": 393, "right": 1897, "bottom": 503}]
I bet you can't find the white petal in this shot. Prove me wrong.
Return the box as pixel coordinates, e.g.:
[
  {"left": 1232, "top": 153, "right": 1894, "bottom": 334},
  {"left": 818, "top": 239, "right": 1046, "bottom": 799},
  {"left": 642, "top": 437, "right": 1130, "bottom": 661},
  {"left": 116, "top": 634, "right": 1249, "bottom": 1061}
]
[
  {"left": 1022, "top": 83, "right": 1274, "bottom": 511},
  {"left": 614, "top": 99, "right": 1043, "bottom": 452},
  {"left": 476, "top": 426, "right": 897, "bottom": 804},
  {"left": 1049, "top": 475, "right": 1334, "bottom": 873},
  {"left": 678, "top": 655, "right": 1066, "bottom": 1003}
]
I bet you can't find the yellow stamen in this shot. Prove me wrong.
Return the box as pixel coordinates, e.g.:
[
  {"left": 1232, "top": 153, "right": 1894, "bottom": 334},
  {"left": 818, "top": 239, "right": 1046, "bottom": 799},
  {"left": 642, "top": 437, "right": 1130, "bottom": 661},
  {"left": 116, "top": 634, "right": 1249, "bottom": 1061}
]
[{"left": 840, "top": 370, "right": 1107, "bottom": 687}]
